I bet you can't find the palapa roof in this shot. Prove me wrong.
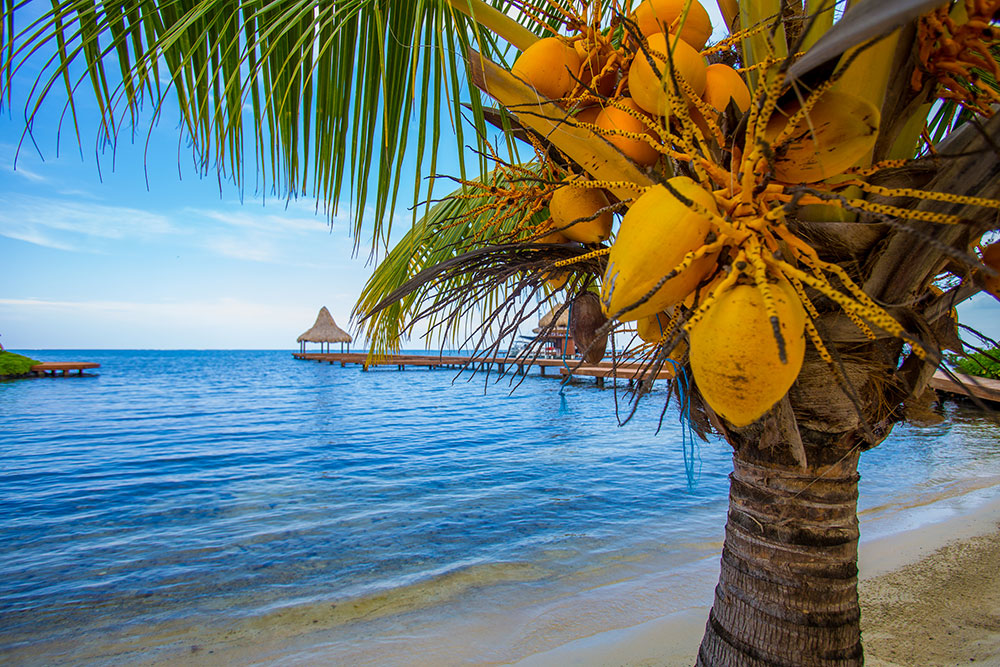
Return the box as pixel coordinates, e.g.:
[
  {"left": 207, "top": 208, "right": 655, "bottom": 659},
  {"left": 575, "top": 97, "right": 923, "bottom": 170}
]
[
  {"left": 297, "top": 306, "right": 352, "bottom": 343},
  {"left": 535, "top": 303, "right": 569, "bottom": 332}
]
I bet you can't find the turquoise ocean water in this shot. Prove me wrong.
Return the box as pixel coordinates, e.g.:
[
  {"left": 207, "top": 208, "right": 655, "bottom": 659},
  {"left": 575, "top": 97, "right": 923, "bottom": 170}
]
[{"left": 1, "top": 350, "right": 999, "bottom": 664}]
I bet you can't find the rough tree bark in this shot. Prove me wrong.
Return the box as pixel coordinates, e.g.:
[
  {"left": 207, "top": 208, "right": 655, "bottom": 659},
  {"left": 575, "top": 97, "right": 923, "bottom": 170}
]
[
  {"left": 695, "top": 353, "right": 886, "bottom": 667},
  {"left": 697, "top": 443, "right": 863, "bottom": 667}
]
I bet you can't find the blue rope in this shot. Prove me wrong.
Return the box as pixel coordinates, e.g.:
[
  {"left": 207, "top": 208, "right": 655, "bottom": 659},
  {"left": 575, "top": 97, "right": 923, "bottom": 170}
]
[
  {"left": 652, "top": 315, "right": 701, "bottom": 487},
  {"left": 559, "top": 301, "right": 573, "bottom": 397},
  {"left": 665, "top": 358, "right": 701, "bottom": 488}
]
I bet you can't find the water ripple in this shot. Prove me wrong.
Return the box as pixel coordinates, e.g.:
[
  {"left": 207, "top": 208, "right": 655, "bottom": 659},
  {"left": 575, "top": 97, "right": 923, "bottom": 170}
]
[{"left": 1, "top": 350, "right": 998, "bottom": 663}]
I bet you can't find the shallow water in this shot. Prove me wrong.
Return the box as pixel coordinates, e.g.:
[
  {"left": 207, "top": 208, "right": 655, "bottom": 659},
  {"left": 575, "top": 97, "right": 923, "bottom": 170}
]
[{"left": 1, "top": 350, "right": 998, "bottom": 664}]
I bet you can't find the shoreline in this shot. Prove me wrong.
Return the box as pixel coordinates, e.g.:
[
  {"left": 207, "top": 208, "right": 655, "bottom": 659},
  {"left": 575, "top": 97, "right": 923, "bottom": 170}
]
[
  {"left": 513, "top": 486, "right": 1000, "bottom": 667},
  {"left": 5, "top": 467, "right": 1000, "bottom": 665},
  {"left": 143, "top": 477, "right": 1000, "bottom": 666}
]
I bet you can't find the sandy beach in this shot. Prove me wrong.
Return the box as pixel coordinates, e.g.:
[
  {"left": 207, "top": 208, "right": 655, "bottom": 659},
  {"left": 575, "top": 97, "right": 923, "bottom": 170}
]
[
  {"left": 861, "top": 530, "right": 1000, "bottom": 666},
  {"left": 516, "top": 489, "right": 1000, "bottom": 667}
]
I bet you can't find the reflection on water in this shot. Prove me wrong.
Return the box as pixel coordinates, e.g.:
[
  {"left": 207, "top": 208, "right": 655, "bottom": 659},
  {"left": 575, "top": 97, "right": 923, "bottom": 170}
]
[{"left": 0, "top": 350, "right": 997, "bottom": 664}]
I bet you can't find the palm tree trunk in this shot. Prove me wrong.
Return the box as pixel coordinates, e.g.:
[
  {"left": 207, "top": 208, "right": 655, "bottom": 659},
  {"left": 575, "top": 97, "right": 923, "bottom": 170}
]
[{"left": 697, "top": 406, "right": 865, "bottom": 666}]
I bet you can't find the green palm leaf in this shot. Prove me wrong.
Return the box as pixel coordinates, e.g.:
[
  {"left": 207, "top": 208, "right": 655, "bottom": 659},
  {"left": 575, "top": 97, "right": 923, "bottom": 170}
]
[
  {"left": 354, "top": 167, "right": 551, "bottom": 357},
  {"left": 0, "top": 0, "right": 556, "bottom": 250}
]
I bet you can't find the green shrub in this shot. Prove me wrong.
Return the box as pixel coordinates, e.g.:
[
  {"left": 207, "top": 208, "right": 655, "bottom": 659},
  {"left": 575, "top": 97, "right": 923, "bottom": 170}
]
[
  {"left": 947, "top": 348, "right": 1000, "bottom": 380},
  {"left": 0, "top": 351, "right": 40, "bottom": 376}
]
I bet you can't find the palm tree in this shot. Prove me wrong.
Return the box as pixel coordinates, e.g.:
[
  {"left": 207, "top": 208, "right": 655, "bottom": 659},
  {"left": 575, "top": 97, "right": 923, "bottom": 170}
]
[{"left": 3, "top": 0, "right": 998, "bottom": 664}]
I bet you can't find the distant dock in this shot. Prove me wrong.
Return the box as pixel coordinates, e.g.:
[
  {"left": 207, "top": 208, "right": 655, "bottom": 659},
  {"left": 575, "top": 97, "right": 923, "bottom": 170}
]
[
  {"left": 294, "top": 353, "right": 1000, "bottom": 402},
  {"left": 292, "top": 352, "right": 668, "bottom": 386},
  {"left": 294, "top": 352, "right": 566, "bottom": 376},
  {"left": 30, "top": 362, "right": 100, "bottom": 377}
]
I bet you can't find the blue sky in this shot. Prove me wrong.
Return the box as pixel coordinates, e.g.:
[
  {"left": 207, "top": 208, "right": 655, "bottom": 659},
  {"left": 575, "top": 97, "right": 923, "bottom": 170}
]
[
  {"left": 1, "top": 5, "right": 997, "bottom": 351},
  {"left": 0, "top": 9, "right": 443, "bottom": 350},
  {"left": 0, "top": 114, "right": 389, "bottom": 349}
]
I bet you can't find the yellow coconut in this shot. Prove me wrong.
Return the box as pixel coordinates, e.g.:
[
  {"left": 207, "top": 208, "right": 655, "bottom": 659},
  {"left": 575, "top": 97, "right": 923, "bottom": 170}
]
[
  {"left": 764, "top": 89, "right": 880, "bottom": 183},
  {"left": 628, "top": 31, "right": 707, "bottom": 117},
  {"left": 633, "top": 0, "right": 713, "bottom": 50},
  {"left": 574, "top": 104, "right": 603, "bottom": 127},
  {"left": 511, "top": 37, "right": 583, "bottom": 103},
  {"left": 600, "top": 177, "right": 719, "bottom": 321},
  {"left": 689, "top": 276, "right": 806, "bottom": 427},
  {"left": 595, "top": 98, "right": 661, "bottom": 166},
  {"left": 636, "top": 310, "right": 672, "bottom": 344},
  {"left": 549, "top": 184, "right": 614, "bottom": 244},
  {"left": 982, "top": 240, "right": 1000, "bottom": 299},
  {"left": 546, "top": 271, "right": 570, "bottom": 291},
  {"left": 536, "top": 224, "right": 573, "bottom": 290},
  {"left": 702, "top": 63, "right": 751, "bottom": 113},
  {"left": 537, "top": 229, "right": 569, "bottom": 244}
]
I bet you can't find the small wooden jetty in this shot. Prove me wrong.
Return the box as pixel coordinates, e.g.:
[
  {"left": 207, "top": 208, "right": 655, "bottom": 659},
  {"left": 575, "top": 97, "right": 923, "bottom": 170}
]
[
  {"left": 30, "top": 362, "right": 100, "bottom": 377},
  {"left": 294, "top": 352, "right": 568, "bottom": 375},
  {"left": 294, "top": 352, "right": 1000, "bottom": 403},
  {"left": 928, "top": 370, "right": 1000, "bottom": 404},
  {"left": 293, "top": 352, "right": 666, "bottom": 386},
  {"left": 558, "top": 363, "right": 677, "bottom": 387}
]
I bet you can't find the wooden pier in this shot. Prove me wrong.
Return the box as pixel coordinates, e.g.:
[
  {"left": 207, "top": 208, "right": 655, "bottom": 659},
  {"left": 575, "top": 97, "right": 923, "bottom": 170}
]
[
  {"left": 928, "top": 370, "right": 1000, "bottom": 404},
  {"left": 292, "top": 352, "right": 670, "bottom": 386},
  {"left": 30, "top": 362, "right": 101, "bottom": 377},
  {"left": 294, "top": 352, "right": 1000, "bottom": 403},
  {"left": 294, "top": 352, "right": 569, "bottom": 376}
]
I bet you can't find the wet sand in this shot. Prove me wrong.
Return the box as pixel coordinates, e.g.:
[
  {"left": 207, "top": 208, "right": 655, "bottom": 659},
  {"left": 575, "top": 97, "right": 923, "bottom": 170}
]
[{"left": 517, "top": 492, "right": 1000, "bottom": 667}]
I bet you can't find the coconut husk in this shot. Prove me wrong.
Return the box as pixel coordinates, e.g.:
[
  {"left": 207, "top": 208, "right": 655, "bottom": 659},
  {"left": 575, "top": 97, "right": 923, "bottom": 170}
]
[
  {"left": 570, "top": 291, "right": 608, "bottom": 365},
  {"left": 789, "top": 352, "right": 892, "bottom": 434},
  {"left": 903, "top": 387, "right": 945, "bottom": 426}
]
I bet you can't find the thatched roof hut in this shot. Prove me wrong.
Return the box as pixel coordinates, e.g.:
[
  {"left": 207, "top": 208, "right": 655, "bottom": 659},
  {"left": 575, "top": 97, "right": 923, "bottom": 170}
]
[
  {"left": 536, "top": 303, "right": 569, "bottom": 330},
  {"left": 532, "top": 303, "right": 574, "bottom": 358},
  {"left": 297, "top": 307, "right": 352, "bottom": 352}
]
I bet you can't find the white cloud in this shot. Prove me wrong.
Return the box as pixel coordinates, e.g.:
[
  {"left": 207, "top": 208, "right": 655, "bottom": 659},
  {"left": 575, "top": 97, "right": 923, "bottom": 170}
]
[
  {"left": 0, "top": 194, "right": 174, "bottom": 250},
  {"left": 193, "top": 207, "right": 329, "bottom": 234},
  {"left": 0, "top": 296, "right": 303, "bottom": 319},
  {"left": 0, "top": 227, "right": 79, "bottom": 252},
  {"left": 177, "top": 199, "right": 358, "bottom": 265},
  {"left": 185, "top": 196, "right": 350, "bottom": 235},
  {"left": 203, "top": 233, "right": 279, "bottom": 263},
  {"left": 56, "top": 187, "right": 103, "bottom": 201},
  {"left": 11, "top": 164, "right": 47, "bottom": 182},
  {"left": 0, "top": 141, "right": 51, "bottom": 183}
]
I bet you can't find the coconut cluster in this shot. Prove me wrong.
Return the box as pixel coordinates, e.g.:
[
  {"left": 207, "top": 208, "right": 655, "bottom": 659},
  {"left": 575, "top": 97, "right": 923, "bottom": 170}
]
[
  {"left": 510, "top": 0, "right": 748, "bottom": 243},
  {"left": 499, "top": 0, "right": 921, "bottom": 429}
]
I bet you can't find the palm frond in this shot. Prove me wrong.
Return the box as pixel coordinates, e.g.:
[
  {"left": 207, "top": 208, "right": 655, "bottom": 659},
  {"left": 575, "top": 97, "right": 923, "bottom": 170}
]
[
  {"left": 353, "top": 166, "right": 555, "bottom": 356},
  {"left": 0, "top": 0, "right": 558, "bottom": 251},
  {"left": 786, "top": 0, "right": 945, "bottom": 83}
]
